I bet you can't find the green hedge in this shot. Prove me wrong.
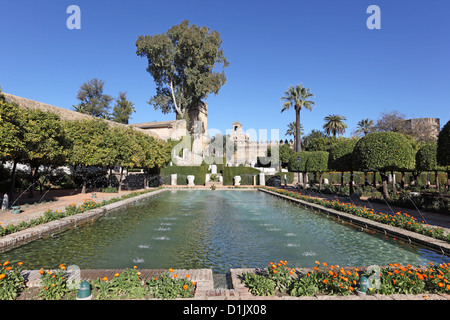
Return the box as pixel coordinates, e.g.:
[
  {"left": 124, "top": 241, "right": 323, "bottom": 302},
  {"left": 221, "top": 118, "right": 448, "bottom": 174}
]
[
  {"left": 160, "top": 165, "right": 208, "bottom": 185},
  {"left": 222, "top": 167, "right": 260, "bottom": 185}
]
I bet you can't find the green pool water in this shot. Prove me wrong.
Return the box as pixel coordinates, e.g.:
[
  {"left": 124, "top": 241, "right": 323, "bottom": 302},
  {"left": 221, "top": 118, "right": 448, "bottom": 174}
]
[{"left": 1, "top": 190, "right": 449, "bottom": 273}]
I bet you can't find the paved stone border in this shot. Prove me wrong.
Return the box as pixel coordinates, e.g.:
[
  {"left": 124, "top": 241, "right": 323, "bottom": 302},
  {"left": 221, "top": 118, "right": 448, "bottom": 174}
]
[
  {"left": 0, "top": 188, "right": 168, "bottom": 253},
  {"left": 259, "top": 188, "right": 450, "bottom": 256}
]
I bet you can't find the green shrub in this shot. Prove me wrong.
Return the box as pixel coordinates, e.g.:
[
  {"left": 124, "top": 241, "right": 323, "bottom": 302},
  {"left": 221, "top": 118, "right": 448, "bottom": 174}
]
[
  {"left": 437, "top": 120, "right": 450, "bottom": 167},
  {"left": 160, "top": 165, "right": 208, "bottom": 185},
  {"left": 102, "top": 186, "right": 118, "bottom": 193},
  {"left": 222, "top": 166, "right": 260, "bottom": 185},
  {"left": 147, "top": 271, "right": 195, "bottom": 299},
  {"left": 288, "top": 151, "right": 310, "bottom": 172},
  {"left": 0, "top": 261, "right": 26, "bottom": 300}
]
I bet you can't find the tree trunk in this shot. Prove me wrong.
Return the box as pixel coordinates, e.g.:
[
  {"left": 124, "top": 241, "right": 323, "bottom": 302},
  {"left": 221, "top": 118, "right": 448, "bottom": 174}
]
[
  {"left": 340, "top": 172, "right": 344, "bottom": 187},
  {"left": 411, "top": 171, "right": 418, "bottom": 186},
  {"left": 382, "top": 172, "right": 389, "bottom": 200},
  {"left": 9, "top": 160, "right": 18, "bottom": 204},
  {"left": 118, "top": 167, "right": 123, "bottom": 192},
  {"left": 143, "top": 169, "right": 148, "bottom": 189},
  {"left": 28, "top": 165, "right": 39, "bottom": 198},
  {"left": 447, "top": 170, "right": 450, "bottom": 191},
  {"left": 435, "top": 171, "right": 439, "bottom": 190},
  {"left": 109, "top": 167, "right": 113, "bottom": 187},
  {"left": 295, "top": 108, "right": 301, "bottom": 152},
  {"left": 318, "top": 172, "right": 322, "bottom": 190},
  {"left": 391, "top": 171, "right": 396, "bottom": 194},
  {"left": 81, "top": 167, "right": 87, "bottom": 194},
  {"left": 400, "top": 171, "right": 405, "bottom": 189},
  {"left": 364, "top": 171, "right": 369, "bottom": 187},
  {"left": 373, "top": 171, "right": 377, "bottom": 187},
  {"left": 349, "top": 171, "right": 354, "bottom": 195}
]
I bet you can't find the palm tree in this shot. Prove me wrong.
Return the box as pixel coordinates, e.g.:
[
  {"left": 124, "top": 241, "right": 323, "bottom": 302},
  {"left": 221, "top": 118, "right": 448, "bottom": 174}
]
[
  {"left": 286, "top": 122, "right": 303, "bottom": 148},
  {"left": 73, "top": 104, "right": 88, "bottom": 114},
  {"left": 323, "top": 114, "right": 347, "bottom": 137},
  {"left": 355, "top": 118, "right": 374, "bottom": 136},
  {"left": 281, "top": 84, "right": 315, "bottom": 151}
]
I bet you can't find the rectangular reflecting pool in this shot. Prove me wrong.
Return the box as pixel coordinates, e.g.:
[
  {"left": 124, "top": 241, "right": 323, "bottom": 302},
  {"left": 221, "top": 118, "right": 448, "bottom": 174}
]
[{"left": 1, "top": 190, "right": 449, "bottom": 273}]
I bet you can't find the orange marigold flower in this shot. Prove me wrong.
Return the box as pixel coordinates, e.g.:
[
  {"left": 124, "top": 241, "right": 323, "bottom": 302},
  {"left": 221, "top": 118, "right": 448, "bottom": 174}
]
[
  {"left": 103, "top": 277, "right": 108, "bottom": 281},
  {"left": 183, "top": 284, "right": 189, "bottom": 290},
  {"left": 169, "top": 268, "right": 173, "bottom": 272},
  {"left": 0, "top": 274, "right": 5, "bottom": 280},
  {"left": 438, "top": 282, "right": 444, "bottom": 288},
  {"left": 173, "top": 274, "right": 177, "bottom": 278},
  {"left": 322, "top": 279, "right": 328, "bottom": 284},
  {"left": 17, "top": 262, "right": 23, "bottom": 266},
  {"left": 114, "top": 273, "right": 120, "bottom": 277},
  {"left": 322, "top": 262, "right": 327, "bottom": 267},
  {"left": 3, "top": 261, "right": 9, "bottom": 266}
]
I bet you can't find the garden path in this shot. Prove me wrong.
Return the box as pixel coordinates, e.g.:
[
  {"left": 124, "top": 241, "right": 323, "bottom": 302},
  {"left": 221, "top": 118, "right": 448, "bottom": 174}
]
[{"left": 0, "top": 189, "right": 135, "bottom": 226}]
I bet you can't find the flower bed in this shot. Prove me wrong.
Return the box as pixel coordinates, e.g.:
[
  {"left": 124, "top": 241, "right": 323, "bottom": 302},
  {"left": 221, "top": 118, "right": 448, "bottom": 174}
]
[
  {"left": 0, "top": 260, "right": 196, "bottom": 300},
  {"left": 241, "top": 260, "right": 450, "bottom": 297},
  {"left": 261, "top": 187, "right": 450, "bottom": 244}
]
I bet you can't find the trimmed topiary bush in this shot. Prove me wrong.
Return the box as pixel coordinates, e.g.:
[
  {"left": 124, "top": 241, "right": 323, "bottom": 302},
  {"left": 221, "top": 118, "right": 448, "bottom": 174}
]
[{"left": 352, "top": 132, "right": 415, "bottom": 199}]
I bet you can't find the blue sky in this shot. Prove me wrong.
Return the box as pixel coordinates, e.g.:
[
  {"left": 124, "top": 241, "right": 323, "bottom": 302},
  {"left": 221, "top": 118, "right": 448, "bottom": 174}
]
[{"left": 1, "top": 0, "right": 449, "bottom": 141}]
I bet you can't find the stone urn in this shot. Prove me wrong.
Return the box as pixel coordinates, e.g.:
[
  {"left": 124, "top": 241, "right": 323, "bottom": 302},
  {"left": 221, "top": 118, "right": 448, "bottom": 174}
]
[
  {"left": 187, "top": 175, "right": 195, "bottom": 186},
  {"left": 233, "top": 176, "right": 241, "bottom": 186}
]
